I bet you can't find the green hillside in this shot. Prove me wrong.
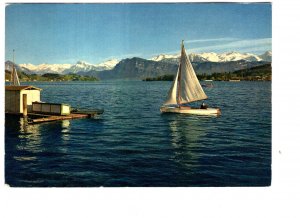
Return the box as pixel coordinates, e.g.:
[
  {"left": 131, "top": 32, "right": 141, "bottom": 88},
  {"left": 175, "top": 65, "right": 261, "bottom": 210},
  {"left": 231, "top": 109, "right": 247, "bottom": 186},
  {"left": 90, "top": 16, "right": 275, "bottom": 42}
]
[{"left": 5, "top": 70, "right": 98, "bottom": 82}]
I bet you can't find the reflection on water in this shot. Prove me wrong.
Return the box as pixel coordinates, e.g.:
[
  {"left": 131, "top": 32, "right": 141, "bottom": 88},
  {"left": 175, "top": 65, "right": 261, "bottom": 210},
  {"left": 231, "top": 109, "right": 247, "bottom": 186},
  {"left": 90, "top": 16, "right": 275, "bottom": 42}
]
[
  {"left": 169, "top": 115, "right": 208, "bottom": 146},
  {"left": 17, "top": 117, "right": 43, "bottom": 154},
  {"left": 61, "top": 120, "right": 71, "bottom": 143},
  {"left": 6, "top": 116, "right": 71, "bottom": 162},
  {"left": 167, "top": 115, "right": 209, "bottom": 170},
  {"left": 13, "top": 156, "right": 37, "bottom": 161}
]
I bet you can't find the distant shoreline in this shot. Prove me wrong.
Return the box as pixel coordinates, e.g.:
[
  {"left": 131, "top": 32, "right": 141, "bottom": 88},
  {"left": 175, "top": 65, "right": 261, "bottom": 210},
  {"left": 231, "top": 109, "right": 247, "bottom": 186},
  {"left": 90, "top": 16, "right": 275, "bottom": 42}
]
[
  {"left": 5, "top": 71, "right": 99, "bottom": 82},
  {"left": 143, "top": 63, "right": 271, "bottom": 82}
]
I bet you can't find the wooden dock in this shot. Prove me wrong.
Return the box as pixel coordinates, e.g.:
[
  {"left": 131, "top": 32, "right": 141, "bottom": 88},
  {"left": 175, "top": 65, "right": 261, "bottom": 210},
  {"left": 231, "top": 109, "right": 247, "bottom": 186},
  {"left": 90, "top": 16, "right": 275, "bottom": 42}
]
[
  {"left": 27, "top": 110, "right": 103, "bottom": 124},
  {"left": 5, "top": 84, "right": 104, "bottom": 125}
]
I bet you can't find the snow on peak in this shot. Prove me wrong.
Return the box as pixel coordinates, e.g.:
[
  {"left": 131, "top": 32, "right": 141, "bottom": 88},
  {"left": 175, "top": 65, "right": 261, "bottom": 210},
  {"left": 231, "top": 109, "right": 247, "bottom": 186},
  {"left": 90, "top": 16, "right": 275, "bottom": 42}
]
[
  {"left": 259, "top": 51, "right": 272, "bottom": 62},
  {"left": 149, "top": 51, "right": 271, "bottom": 63},
  {"left": 218, "top": 52, "right": 262, "bottom": 62},
  {"left": 17, "top": 51, "right": 271, "bottom": 75},
  {"left": 194, "top": 52, "right": 219, "bottom": 62},
  {"left": 19, "top": 59, "right": 120, "bottom": 75},
  {"left": 19, "top": 63, "right": 72, "bottom": 73},
  {"left": 97, "top": 59, "right": 119, "bottom": 69},
  {"left": 150, "top": 54, "right": 180, "bottom": 62}
]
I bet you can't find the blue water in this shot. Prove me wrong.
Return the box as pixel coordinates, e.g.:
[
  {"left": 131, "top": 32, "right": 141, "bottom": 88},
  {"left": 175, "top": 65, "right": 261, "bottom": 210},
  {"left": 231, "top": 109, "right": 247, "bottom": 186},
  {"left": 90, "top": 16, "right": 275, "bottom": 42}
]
[{"left": 5, "top": 81, "right": 271, "bottom": 187}]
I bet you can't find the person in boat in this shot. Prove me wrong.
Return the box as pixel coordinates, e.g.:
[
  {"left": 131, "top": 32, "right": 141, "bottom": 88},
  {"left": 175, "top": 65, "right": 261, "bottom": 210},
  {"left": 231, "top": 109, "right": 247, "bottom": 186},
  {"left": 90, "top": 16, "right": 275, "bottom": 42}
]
[{"left": 200, "top": 102, "right": 208, "bottom": 109}]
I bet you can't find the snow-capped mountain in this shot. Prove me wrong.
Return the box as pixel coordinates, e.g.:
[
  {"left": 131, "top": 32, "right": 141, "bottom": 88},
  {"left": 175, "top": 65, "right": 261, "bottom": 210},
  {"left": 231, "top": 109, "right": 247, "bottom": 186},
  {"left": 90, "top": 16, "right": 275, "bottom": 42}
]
[
  {"left": 8, "top": 51, "right": 271, "bottom": 76},
  {"left": 97, "top": 59, "right": 119, "bottom": 69},
  {"left": 18, "top": 59, "right": 119, "bottom": 75},
  {"left": 150, "top": 51, "right": 271, "bottom": 63},
  {"left": 64, "top": 59, "right": 119, "bottom": 74},
  {"left": 217, "top": 52, "right": 262, "bottom": 62},
  {"left": 150, "top": 54, "right": 180, "bottom": 62},
  {"left": 6, "top": 61, "right": 32, "bottom": 75},
  {"left": 63, "top": 61, "right": 98, "bottom": 74},
  {"left": 259, "top": 51, "right": 272, "bottom": 62},
  {"left": 20, "top": 63, "right": 72, "bottom": 74}
]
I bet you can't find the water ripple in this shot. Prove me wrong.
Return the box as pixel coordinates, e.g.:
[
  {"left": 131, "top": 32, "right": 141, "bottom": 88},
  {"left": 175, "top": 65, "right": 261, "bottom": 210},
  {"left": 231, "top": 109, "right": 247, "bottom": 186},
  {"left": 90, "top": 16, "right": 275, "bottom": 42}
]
[{"left": 5, "top": 81, "right": 271, "bottom": 187}]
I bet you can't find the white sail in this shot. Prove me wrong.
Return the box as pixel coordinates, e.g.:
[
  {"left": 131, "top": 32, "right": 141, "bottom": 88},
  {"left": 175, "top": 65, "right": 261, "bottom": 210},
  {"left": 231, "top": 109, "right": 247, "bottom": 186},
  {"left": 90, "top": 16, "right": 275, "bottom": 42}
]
[
  {"left": 163, "top": 41, "right": 207, "bottom": 105},
  {"left": 178, "top": 46, "right": 207, "bottom": 104},
  {"left": 11, "top": 66, "right": 20, "bottom": 86},
  {"left": 163, "top": 67, "right": 179, "bottom": 105}
]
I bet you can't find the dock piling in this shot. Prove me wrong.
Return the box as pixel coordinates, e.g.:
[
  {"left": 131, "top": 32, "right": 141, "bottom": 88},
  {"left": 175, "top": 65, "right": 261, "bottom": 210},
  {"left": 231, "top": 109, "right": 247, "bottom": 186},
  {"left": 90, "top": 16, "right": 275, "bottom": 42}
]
[{"left": 23, "top": 94, "right": 27, "bottom": 117}]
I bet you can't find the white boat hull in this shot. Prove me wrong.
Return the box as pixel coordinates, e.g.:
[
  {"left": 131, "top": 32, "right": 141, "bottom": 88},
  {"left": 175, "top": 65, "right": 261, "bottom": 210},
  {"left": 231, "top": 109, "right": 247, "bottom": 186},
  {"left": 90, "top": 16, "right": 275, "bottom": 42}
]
[{"left": 160, "top": 106, "right": 221, "bottom": 116}]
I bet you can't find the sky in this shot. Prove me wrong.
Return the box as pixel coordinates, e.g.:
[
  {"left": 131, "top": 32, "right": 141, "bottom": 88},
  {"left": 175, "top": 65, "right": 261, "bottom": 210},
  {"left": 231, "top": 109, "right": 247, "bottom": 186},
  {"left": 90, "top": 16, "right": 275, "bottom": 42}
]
[{"left": 5, "top": 3, "right": 272, "bottom": 65}]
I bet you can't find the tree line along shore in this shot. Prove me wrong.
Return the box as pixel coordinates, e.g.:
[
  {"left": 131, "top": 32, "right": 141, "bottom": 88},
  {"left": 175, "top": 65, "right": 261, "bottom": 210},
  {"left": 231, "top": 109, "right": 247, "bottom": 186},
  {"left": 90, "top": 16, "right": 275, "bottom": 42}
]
[
  {"left": 5, "top": 71, "right": 98, "bottom": 82},
  {"left": 143, "top": 63, "right": 272, "bottom": 81}
]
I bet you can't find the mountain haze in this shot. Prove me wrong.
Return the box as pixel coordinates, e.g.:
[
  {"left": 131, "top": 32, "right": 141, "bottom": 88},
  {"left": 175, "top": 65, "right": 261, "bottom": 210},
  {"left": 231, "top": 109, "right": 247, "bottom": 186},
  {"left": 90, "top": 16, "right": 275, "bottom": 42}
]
[{"left": 5, "top": 51, "right": 271, "bottom": 80}]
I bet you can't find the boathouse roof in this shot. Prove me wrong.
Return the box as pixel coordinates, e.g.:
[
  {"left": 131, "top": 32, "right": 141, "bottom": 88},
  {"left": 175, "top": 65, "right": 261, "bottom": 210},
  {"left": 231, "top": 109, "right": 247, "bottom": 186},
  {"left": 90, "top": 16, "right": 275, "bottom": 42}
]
[{"left": 5, "top": 85, "right": 42, "bottom": 91}]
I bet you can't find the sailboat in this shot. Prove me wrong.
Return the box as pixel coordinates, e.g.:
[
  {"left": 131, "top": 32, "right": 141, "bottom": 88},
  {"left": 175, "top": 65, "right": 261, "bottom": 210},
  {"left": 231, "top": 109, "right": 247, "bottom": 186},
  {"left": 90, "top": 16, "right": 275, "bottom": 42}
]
[
  {"left": 160, "top": 40, "right": 221, "bottom": 115},
  {"left": 8, "top": 49, "right": 20, "bottom": 86}
]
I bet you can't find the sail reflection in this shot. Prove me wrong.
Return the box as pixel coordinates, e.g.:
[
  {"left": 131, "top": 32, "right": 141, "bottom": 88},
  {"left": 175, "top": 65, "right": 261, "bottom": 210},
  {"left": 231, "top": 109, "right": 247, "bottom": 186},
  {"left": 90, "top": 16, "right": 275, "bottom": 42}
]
[
  {"left": 59, "top": 120, "right": 71, "bottom": 153},
  {"left": 169, "top": 115, "right": 208, "bottom": 145},
  {"left": 167, "top": 115, "right": 208, "bottom": 168}
]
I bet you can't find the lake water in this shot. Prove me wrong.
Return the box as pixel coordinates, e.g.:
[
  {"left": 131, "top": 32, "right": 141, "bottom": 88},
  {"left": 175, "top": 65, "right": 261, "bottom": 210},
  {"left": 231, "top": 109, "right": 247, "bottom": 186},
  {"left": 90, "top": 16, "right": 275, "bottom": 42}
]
[{"left": 5, "top": 81, "right": 271, "bottom": 187}]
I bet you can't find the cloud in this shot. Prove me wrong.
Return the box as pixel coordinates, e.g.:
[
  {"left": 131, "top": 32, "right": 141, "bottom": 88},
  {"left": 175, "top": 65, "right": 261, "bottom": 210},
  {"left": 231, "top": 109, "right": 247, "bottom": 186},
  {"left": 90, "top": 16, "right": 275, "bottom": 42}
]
[
  {"left": 184, "top": 38, "right": 238, "bottom": 44},
  {"left": 151, "top": 38, "right": 270, "bottom": 56},
  {"left": 138, "top": 38, "right": 272, "bottom": 60},
  {"left": 187, "top": 38, "right": 272, "bottom": 53},
  {"left": 155, "top": 38, "right": 272, "bottom": 56}
]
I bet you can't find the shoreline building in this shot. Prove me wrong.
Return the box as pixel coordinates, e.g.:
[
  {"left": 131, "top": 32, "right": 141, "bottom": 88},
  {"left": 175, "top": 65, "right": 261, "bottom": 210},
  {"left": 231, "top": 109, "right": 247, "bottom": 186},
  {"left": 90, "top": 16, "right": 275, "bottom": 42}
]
[{"left": 5, "top": 85, "right": 42, "bottom": 115}]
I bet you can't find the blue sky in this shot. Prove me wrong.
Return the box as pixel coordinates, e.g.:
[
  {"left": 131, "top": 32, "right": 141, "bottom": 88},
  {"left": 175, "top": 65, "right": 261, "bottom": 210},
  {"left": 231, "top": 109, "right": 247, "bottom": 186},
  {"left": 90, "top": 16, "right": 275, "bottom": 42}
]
[{"left": 5, "top": 3, "right": 272, "bottom": 64}]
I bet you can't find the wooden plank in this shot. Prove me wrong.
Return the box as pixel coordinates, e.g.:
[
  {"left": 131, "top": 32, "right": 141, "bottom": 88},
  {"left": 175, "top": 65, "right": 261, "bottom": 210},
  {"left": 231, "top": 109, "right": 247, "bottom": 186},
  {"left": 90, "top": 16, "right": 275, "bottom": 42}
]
[{"left": 28, "top": 113, "right": 90, "bottom": 124}]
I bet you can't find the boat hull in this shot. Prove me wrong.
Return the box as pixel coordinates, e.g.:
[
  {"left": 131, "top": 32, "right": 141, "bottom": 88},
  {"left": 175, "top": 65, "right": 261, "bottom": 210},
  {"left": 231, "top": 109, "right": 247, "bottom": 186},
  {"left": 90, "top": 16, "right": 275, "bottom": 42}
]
[{"left": 160, "top": 106, "right": 221, "bottom": 116}]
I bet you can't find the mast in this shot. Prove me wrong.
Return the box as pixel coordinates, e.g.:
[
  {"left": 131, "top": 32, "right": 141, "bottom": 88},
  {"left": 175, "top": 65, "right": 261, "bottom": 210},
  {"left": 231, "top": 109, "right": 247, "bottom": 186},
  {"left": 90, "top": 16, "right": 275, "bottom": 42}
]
[
  {"left": 11, "top": 49, "right": 20, "bottom": 86},
  {"left": 177, "top": 40, "right": 184, "bottom": 106},
  {"left": 11, "top": 49, "right": 15, "bottom": 85}
]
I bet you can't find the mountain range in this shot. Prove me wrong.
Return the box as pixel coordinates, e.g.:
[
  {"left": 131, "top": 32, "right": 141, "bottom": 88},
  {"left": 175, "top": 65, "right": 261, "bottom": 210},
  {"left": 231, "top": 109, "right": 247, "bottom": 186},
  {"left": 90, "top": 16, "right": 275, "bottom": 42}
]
[
  {"left": 5, "top": 51, "right": 271, "bottom": 80},
  {"left": 151, "top": 51, "right": 272, "bottom": 63},
  {"left": 17, "top": 59, "right": 119, "bottom": 75},
  {"left": 80, "top": 58, "right": 270, "bottom": 80}
]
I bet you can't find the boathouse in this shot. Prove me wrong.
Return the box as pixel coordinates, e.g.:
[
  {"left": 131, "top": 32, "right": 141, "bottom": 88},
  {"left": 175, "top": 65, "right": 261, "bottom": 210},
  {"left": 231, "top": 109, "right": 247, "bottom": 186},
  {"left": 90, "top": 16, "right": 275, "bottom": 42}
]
[{"left": 5, "top": 85, "right": 42, "bottom": 114}]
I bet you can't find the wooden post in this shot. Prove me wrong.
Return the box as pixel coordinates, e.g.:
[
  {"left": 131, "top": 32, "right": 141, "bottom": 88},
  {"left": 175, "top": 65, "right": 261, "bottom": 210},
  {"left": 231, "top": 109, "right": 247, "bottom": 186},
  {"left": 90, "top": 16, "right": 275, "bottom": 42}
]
[{"left": 23, "top": 94, "right": 27, "bottom": 117}]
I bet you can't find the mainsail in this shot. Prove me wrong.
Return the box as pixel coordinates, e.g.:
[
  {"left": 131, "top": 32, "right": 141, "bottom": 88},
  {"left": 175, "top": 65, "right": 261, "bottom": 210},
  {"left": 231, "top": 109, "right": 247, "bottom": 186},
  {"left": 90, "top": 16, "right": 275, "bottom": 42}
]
[
  {"left": 11, "top": 65, "right": 20, "bottom": 86},
  {"left": 163, "top": 41, "right": 207, "bottom": 105}
]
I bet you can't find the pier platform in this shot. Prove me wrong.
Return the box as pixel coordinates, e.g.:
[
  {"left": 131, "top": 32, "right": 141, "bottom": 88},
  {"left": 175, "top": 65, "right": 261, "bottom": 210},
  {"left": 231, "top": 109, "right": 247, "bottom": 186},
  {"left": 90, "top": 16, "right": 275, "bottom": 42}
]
[{"left": 27, "top": 109, "right": 104, "bottom": 124}]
